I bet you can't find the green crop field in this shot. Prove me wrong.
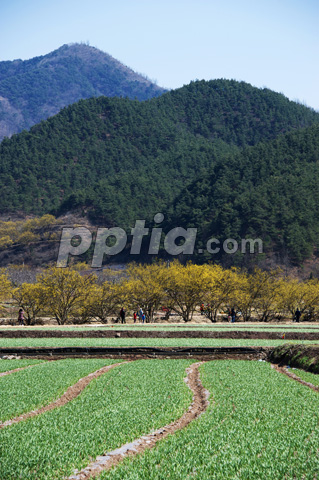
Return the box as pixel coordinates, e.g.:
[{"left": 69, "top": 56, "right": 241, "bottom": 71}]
[
  {"left": 291, "top": 368, "right": 319, "bottom": 388},
  {"left": 101, "top": 361, "right": 319, "bottom": 480},
  {"left": 0, "top": 359, "right": 192, "bottom": 480},
  {"left": 0, "top": 337, "right": 318, "bottom": 348},
  {"left": 1, "top": 356, "right": 319, "bottom": 479},
  {"left": 0, "top": 359, "right": 42, "bottom": 373},
  {"left": 0, "top": 359, "right": 120, "bottom": 422}
]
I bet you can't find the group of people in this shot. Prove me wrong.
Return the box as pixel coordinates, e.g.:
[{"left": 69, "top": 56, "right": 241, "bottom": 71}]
[
  {"left": 134, "top": 307, "right": 146, "bottom": 323},
  {"left": 16, "top": 305, "right": 304, "bottom": 326},
  {"left": 119, "top": 307, "right": 146, "bottom": 324}
]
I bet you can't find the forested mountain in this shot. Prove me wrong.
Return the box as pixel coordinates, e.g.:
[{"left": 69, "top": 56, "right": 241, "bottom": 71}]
[
  {"left": 167, "top": 123, "right": 319, "bottom": 265},
  {"left": 0, "top": 43, "right": 165, "bottom": 141},
  {"left": 0, "top": 79, "right": 318, "bottom": 265},
  {"left": 156, "top": 79, "right": 318, "bottom": 146}
]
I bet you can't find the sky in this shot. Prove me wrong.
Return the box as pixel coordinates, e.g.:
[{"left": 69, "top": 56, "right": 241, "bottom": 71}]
[{"left": 0, "top": 0, "right": 318, "bottom": 110}]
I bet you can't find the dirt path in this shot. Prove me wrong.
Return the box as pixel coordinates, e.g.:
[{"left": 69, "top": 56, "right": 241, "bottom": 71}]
[
  {"left": 271, "top": 364, "right": 319, "bottom": 392},
  {"left": 0, "top": 362, "right": 40, "bottom": 378},
  {"left": 0, "top": 362, "right": 125, "bottom": 430},
  {"left": 67, "top": 362, "right": 210, "bottom": 480}
]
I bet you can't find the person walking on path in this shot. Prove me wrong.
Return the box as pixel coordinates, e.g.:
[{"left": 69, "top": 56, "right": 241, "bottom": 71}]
[
  {"left": 120, "top": 307, "right": 126, "bottom": 324},
  {"left": 231, "top": 308, "right": 236, "bottom": 323},
  {"left": 18, "top": 308, "right": 25, "bottom": 326},
  {"left": 133, "top": 311, "right": 137, "bottom": 323},
  {"left": 294, "top": 308, "right": 301, "bottom": 323},
  {"left": 138, "top": 307, "right": 144, "bottom": 323}
]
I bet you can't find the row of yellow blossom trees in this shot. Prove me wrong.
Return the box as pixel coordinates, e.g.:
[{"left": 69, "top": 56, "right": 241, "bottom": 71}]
[
  {"left": 1, "top": 262, "right": 319, "bottom": 324},
  {"left": 0, "top": 214, "right": 58, "bottom": 250}
]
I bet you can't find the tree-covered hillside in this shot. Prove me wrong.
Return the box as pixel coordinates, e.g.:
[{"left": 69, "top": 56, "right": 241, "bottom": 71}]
[
  {"left": 168, "top": 123, "right": 319, "bottom": 265},
  {"left": 0, "top": 43, "right": 165, "bottom": 141},
  {"left": 0, "top": 94, "right": 231, "bottom": 224},
  {"left": 156, "top": 79, "right": 319, "bottom": 146},
  {"left": 0, "top": 78, "right": 318, "bottom": 265}
]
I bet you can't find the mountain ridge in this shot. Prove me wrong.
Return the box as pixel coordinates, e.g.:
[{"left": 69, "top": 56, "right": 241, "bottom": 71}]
[
  {"left": 0, "top": 78, "right": 319, "bottom": 265},
  {"left": 0, "top": 43, "right": 166, "bottom": 141}
]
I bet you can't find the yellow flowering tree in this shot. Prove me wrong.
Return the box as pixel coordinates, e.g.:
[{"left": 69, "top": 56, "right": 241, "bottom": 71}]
[
  {"left": 0, "top": 272, "right": 12, "bottom": 316},
  {"left": 38, "top": 267, "right": 96, "bottom": 325},
  {"left": 204, "top": 265, "right": 240, "bottom": 321},
  {"left": 234, "top": 268, "right": 282, "bottom": 322},
  {"left": 82, "top": 281, "right": 125, "bottom": 323},
  {"left": 12, "top": 283, "right": 47, "bottom": 325},
  {"left": 162, "top": 262, "right": 211, "bottom": 322},
  {"left": 248, "top": 268, "right": 282, "bottom": 322},
  {"left": 125, "top": 262, "right": 166, "bottom": 322},
  {"left": 278, "top": 278, "right": 319, "bottom": 321}
]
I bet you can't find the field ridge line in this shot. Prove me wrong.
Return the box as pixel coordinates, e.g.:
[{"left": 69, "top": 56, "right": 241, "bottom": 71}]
[
  {"left": 271, "top": 364, "right": 319, "bottom": 392},
  {"left": 67, "top": 361, "right": 210, "bottom": 480},
  {"left": 0, "top": 362, "right": 41, "bottom": 378},
  {"left": 0, "top": 362, "right": 126, "bottom": 429}
]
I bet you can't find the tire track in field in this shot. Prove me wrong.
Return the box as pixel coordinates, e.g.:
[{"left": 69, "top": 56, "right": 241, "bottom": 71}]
[
  {"left": 0, "top": 362, "right": 41, "bottom": 378},
  {"left": 67, "top": 362, "right": 210, "bottom": 480},
  {"left": 0, "top": 362, "right": 126, "bottom": 429},
  {"left": 271, "top": 364, "right": 319, "bottom": 392}
]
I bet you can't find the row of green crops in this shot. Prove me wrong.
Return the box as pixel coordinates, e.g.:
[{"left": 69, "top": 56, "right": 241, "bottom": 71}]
[
  {"left": 0, "top": 358, "right": 42, "bottom": 373},
  {"left": 0, "top": 359, "right": 121, "bottom": 422},
  {"left": 0, "top": 337, "right": 318, "bottom": 347},
  {"left": 2, "top": 324, "right": 319, "bottom": 331},
  {"left": 292, "top": 368, "right": 319, "bottom": 388},
  {"left": 0, "top": 359, "right": 193, "bottom": 480},
  {"left": 101, "top": 361, "right": 319, "bottom": 480}
]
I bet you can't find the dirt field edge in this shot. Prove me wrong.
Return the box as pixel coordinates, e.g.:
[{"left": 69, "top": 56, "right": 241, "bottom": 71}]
[{"left": 268, "top": 344, "right": 319, "bottom": 373}]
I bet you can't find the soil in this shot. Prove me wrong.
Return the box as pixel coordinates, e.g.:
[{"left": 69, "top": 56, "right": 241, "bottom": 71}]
[
  {"left": 0, "top": 346, "right": 271, "bottom": 361},
  {"left": 1, "top": 329, "right": 319, "bottom": 340},
  {"left": 67, "top": 362, "right": 209, "bottom": 480},
  {"left": 0, "top": 362, "right": 125, "bottom": 430}
]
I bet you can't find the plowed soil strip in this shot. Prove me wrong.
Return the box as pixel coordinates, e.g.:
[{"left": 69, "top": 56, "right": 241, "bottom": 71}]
[
  {"left": 0, "top": 362, "right": 125, "bottom": 429},
  {"left": 272, "top": 364, "right": 319, "bottom": 392},
  {"left": 0, "top": 363, "right": 40, "bottom": 378},
  {"left": 67, "top": 362, "right": 210, "bottom": 480}
]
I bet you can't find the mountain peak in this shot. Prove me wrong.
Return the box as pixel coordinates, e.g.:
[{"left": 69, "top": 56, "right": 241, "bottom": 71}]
[{"left": 0, "top": 44, "right": 166, "bottom": 141}]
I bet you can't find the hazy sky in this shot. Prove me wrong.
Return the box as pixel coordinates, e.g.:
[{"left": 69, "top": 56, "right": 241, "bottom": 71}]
[{"left": 1, "top": 0, "right": 318, "bottom": 110}]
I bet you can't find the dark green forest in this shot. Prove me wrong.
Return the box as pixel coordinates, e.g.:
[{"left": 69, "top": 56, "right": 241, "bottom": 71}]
[
  {"left": 0, "top": 78, "right": 318, "bottom": 265},
  {"left": 167, "top": 123, "right": 319, "bottom": 265}
]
